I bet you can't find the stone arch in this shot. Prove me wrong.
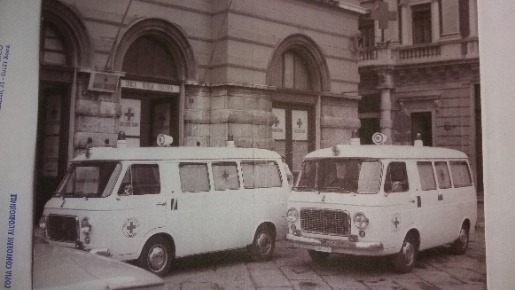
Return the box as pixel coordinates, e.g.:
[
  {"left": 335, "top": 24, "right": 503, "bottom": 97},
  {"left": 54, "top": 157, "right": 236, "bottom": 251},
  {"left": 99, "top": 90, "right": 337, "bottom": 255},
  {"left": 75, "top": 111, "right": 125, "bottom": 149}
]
[
  {"left": 113, "top": 18, "right": 197, "bottom": 81},
  {"left": 42, "top": 0, "right": 92, "bottom": 67},
  {"left": 267, "top": 34, "right": 330, "bottom": 92}
]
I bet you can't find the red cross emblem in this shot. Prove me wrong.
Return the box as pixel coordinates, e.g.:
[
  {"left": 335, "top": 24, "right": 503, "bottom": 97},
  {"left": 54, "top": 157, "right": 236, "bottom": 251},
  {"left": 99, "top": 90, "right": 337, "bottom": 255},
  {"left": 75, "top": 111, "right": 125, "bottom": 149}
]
[
  {"left": 124, "top": 107, "right": 135, "bottom": 121},
  {"left": 392, "top": 214, "right": 400, "bottom": 230},
  {"left": 122, "top": 218, "right": 140, "bottom": 238}
]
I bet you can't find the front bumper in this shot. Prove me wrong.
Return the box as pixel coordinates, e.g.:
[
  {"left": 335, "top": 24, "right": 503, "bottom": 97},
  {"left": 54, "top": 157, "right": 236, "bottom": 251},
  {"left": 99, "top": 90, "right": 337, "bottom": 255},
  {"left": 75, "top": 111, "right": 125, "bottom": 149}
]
[{"left": 286, "top": 233, "right": 384, "bottom": 255}]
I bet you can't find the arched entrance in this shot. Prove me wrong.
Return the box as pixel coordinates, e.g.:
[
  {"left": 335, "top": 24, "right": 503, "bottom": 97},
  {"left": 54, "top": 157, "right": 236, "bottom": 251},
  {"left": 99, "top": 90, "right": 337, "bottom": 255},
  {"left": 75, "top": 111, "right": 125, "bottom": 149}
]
[
  {"left": 115, "top": 19, "right": 196, "bottom": 147},
  {"left": 268, "top": 35, "right": 330, "bottom": 176}
]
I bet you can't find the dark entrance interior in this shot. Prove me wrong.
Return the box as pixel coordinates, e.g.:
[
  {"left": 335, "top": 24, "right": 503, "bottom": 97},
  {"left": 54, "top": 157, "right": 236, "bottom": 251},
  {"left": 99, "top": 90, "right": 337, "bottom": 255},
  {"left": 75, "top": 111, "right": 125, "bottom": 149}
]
[
  {"left": 35, "top": 83, "right": 70, "bottom": 223},
  {"left": 122, "top": 92, "right": 179, "bottom": 147},
  {"left": 411, "top": 111, "right": 433, "bottom": 146}
]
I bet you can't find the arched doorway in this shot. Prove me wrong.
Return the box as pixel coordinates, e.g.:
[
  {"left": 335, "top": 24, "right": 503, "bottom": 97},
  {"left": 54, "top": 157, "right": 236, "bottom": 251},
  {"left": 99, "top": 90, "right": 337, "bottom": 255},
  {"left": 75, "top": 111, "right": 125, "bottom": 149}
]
[
  {"left": 115, "top": 19, "right": 196, "bottom": 147},
  {"left": 121, "top": 35, "right": 180, "bottom": 146},
  {"left": 268, "top": 35, "right": 329, "bottom": 177}
]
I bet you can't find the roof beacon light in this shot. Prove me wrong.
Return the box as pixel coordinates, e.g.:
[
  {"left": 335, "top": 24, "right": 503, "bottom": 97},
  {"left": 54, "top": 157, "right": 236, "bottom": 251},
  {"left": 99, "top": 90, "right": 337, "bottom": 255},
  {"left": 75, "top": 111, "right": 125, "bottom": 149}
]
[
  {"left": 226, "top": 134, "right": 235, "bottom": 148},
  {"left": 117, "top": 131, "right": 127, "bottom": 148},
  {"left": 414, "top": 133, "right": 423, "bottom": 147},
  {"left": 157, "top": 134, "right": 174, "bottom": 147},
  {"left": 350, "top": 129, "right": 361, "bottom": 146},
  {"left": 372, "top": 132, "right": 387, "bottom": 145}
]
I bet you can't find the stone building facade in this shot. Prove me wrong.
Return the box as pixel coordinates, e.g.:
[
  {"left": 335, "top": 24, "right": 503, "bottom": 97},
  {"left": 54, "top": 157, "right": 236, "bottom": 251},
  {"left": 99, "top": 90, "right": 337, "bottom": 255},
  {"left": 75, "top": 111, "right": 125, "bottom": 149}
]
[
  {"left": 36, "top": 0, "right": 365, "bottom": 218},
  {"left": 357, "top": 0, "right": 482, "bottom": 192}
]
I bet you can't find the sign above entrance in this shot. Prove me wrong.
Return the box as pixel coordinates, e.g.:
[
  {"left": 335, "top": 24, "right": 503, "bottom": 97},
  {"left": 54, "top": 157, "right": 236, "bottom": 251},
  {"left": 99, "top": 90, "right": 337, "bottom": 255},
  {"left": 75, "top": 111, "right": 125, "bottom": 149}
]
[
  {"left": 120, "top": 79, "right": 180, "bottom": 94},
  {"left": 88, "top": 72, "right": 121, "bottom": 93}
]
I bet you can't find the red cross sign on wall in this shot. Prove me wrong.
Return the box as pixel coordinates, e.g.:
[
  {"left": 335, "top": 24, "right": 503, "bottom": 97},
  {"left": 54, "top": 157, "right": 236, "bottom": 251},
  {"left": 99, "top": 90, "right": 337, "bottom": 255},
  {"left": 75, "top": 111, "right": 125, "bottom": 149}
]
[{"left": 371, "top": 1, "right": 397, "bottom": 30}]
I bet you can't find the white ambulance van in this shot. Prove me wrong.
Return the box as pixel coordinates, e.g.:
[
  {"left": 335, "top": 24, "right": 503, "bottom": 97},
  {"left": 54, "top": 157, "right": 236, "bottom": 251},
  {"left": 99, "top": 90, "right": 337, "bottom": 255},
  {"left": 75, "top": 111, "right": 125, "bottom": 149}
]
[
  {"left": 39, "top": 134, "right": 291, "bottom": 276},
  {"left": 286, "top": 135, "right": 477, "bottom": 273}
]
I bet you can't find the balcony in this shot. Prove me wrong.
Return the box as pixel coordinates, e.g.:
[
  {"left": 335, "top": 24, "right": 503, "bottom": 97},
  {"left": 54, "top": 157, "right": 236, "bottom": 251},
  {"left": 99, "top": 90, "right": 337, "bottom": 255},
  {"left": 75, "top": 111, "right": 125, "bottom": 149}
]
[{"left": 358, "top": 38, "right": 479, "bottom": 68}]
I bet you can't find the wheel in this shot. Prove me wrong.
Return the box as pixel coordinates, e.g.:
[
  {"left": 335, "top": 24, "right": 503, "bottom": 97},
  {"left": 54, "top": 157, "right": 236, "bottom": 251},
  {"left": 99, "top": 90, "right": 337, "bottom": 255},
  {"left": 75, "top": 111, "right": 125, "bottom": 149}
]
[
  {"left": 391, "top": 233, "right": 418, "bottom": 273},
  {"left": 451, "top": 223, "right": 469, "bottom": 254},
  {"left": 137, "top": 236, "right": 172, "bottom": 276},
  {"left": 249, "top": 225, "right": 275, "bottom": 261},
  {"left": 308, "top": 250, "right": 330, "bottom": 263}
]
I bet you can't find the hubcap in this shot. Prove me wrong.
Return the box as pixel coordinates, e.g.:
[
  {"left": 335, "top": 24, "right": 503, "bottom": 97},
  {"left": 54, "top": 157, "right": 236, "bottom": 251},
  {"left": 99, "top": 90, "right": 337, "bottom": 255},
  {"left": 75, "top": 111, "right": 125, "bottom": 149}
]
[
  {"left": 402, "top": 241, "right": 415, "bottom": 265},
  {"left": 148, "top": 245, "right": 167, "bottom": 272},
  {"left": 256, "top": 233, "right": 272, "bottom": 255}
]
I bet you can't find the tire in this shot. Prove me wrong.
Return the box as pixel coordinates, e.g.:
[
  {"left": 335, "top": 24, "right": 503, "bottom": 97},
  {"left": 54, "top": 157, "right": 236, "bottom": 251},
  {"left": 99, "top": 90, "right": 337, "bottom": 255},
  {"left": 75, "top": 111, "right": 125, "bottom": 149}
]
[
  {"left": 451, "top": 223, "right": 469, "bottom": 255},
  {"left": 308, "top": 250, "right": 330, "bottom": 263},
  {"left": 137, "top": 236, "right": 173, "bottom": 276},
  {"left": 249, "top": 225, "right": 275, "bottom": 261},
  {"left": 391, "top": 233, "right": 418, "bottom": 273}
]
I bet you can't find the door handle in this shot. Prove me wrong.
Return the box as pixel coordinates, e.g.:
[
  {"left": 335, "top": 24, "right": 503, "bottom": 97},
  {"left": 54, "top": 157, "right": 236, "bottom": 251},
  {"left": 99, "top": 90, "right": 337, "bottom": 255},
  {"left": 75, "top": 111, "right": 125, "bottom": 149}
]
[
  {"left": 438, "top": 194, "right": 443, "bottom": 201},
  {"left": 156, "top": 202, "right": 167, "bottom": 206},
  {"left": 410, "top": 199, "right": 416, "bottom": 203}
]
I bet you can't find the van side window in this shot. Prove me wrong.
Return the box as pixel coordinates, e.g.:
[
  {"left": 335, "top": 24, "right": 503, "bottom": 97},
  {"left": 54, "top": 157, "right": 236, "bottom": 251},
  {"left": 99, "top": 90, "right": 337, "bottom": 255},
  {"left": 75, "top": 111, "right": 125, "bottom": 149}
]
[
  {"left": 450, "top": 161, "right": 472, "bottom": 187},
  {"left": 435, "top": 161, "right": 452, "bottom": 189},
  {"left": 118, "top": 164, "right": 160, "bottom": 195},
  {"left": 212, "top": 162, "right": 240, "bottom": 191},
  {"left": 384, "top": 162, "right": 409, "bottom": 193},
  {"left": 417, "top": 162, "right": 437, "bottom": 191},
  {"left": 179, "top": 163, "right": 210, "bottom": 192},
  {"left": 241, "top": 161, "right": 282, "bottom": 189}
]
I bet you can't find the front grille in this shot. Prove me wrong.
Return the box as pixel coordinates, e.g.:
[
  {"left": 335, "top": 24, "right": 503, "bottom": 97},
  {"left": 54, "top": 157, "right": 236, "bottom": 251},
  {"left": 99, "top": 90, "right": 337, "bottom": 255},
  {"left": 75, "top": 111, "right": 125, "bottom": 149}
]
[
  {"left": 47, "top": 215, "right": 79, "bottom": 243},
  {"left": 300, "top": 208, "right": 350, "bottom": 236}
]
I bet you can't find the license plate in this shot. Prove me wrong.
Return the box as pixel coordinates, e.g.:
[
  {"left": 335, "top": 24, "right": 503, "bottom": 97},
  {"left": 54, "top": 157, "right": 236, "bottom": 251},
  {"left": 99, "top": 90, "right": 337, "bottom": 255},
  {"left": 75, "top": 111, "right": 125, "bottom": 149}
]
[{"left": 314, "top": 245, "right": 332, "bottom": 253}]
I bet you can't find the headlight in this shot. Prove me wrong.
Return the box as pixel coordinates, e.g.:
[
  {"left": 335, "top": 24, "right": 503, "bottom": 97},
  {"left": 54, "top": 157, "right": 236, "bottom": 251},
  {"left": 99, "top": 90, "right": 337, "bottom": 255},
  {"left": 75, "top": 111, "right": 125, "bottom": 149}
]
[
  {"left": 353, "top": 212, "right": 369, "bottom": 229},
  {"left": 287, "top": 208, "right": 299, "bottom": 223},
  {"left": 39, "top": 215, "right": 47, "bottom": 230}
]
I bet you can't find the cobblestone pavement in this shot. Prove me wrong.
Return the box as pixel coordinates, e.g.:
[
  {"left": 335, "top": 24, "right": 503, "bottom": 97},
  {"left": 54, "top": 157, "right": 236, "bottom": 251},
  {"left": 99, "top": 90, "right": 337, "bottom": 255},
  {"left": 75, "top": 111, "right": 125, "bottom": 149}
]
[{"left": 163, "top": 226, "right": 486, "bottom": 289}]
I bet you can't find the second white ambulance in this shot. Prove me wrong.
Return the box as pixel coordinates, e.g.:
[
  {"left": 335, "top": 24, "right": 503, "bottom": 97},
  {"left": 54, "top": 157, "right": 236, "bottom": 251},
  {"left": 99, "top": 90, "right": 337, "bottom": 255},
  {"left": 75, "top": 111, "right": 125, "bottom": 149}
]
[{"left": 286, "top": 135, "right": 477, "bottom": 273}]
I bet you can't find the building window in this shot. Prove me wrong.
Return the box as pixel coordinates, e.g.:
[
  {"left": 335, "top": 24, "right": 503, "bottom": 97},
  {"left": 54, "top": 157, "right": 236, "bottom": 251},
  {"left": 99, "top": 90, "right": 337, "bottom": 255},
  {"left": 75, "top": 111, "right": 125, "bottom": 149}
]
[
  {"left": 41, "top": 22, "right": 69, "bottom": 65},
  {"left": 412, "top": 4, "right": 432, "bottom": 44},
  {"left": 359, "top": 16, "right": 375, "bottom": 48},
  {"left": 271, "top": 51, "right": 312, "bottom": 91}
]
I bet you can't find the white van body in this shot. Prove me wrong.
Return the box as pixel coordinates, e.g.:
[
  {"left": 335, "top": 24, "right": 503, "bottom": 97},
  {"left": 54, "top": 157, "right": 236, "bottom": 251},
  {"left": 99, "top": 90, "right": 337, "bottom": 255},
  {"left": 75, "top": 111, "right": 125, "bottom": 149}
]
[
  {"left": 40, "top": 143, "right": 291, "bottom": 276},
  {"left": 286, "top": 142, "right": 477, "bottom": 273}
]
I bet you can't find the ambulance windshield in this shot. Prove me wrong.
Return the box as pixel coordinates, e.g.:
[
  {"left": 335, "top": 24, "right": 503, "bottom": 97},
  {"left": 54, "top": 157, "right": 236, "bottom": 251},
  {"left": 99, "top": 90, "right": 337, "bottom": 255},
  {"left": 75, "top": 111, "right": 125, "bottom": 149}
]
[
  {"left": 55, "top": 162, "right": 122, "bottom": 198},
  {"left": 294, "top": 158, "right": 382, "bottom": 194}
]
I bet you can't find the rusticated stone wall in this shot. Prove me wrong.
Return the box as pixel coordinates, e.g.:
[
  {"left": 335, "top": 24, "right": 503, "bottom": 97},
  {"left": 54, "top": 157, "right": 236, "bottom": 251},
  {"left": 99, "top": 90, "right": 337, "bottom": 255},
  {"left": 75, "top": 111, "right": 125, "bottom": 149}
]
[{"left": 209, "top": 85, "right": 276, "bottom": 149}]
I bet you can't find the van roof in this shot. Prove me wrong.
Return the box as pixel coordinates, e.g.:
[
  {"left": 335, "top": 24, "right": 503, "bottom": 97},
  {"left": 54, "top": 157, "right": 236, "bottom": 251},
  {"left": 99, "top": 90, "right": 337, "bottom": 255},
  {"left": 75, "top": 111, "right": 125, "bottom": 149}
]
[
  {"left": 73, "top": 146, "right": 282, "bottom": 162},
  {"left": 304, "top": 145, "right": 468, "bottom": 160}
]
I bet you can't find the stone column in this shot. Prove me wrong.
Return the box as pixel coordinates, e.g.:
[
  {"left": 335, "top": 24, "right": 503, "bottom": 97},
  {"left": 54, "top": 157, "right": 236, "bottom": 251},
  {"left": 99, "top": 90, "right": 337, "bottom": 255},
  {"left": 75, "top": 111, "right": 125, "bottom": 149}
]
[
  {"left": 378, "top": 68, "right": 394, "bottom": 144},
  {"left": 469, "top": 0, "right": 478, "bottom": 37},
  {"left": 431, "top": 0, "right": 441, "bottom": 42},
  {"left": 386, "top": 0, "right": 400, "bottom": 45},
  {"left": 399, "top": 3, "right": 410, "bottom": 45}
]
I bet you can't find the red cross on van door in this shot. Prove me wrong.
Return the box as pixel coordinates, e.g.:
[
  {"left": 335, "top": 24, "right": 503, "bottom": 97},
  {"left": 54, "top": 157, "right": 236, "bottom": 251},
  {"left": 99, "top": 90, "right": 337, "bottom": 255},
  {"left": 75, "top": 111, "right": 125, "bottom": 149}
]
[{"left": 371, "top": 1, "right": 397, "bottom": 30}]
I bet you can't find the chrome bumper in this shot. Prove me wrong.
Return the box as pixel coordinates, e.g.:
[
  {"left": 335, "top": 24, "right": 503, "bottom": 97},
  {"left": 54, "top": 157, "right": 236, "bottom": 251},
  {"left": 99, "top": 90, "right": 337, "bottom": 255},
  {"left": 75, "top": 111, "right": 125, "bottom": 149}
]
[{"left": 286, "top": 233, "right": 384, "bottom": 255}]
